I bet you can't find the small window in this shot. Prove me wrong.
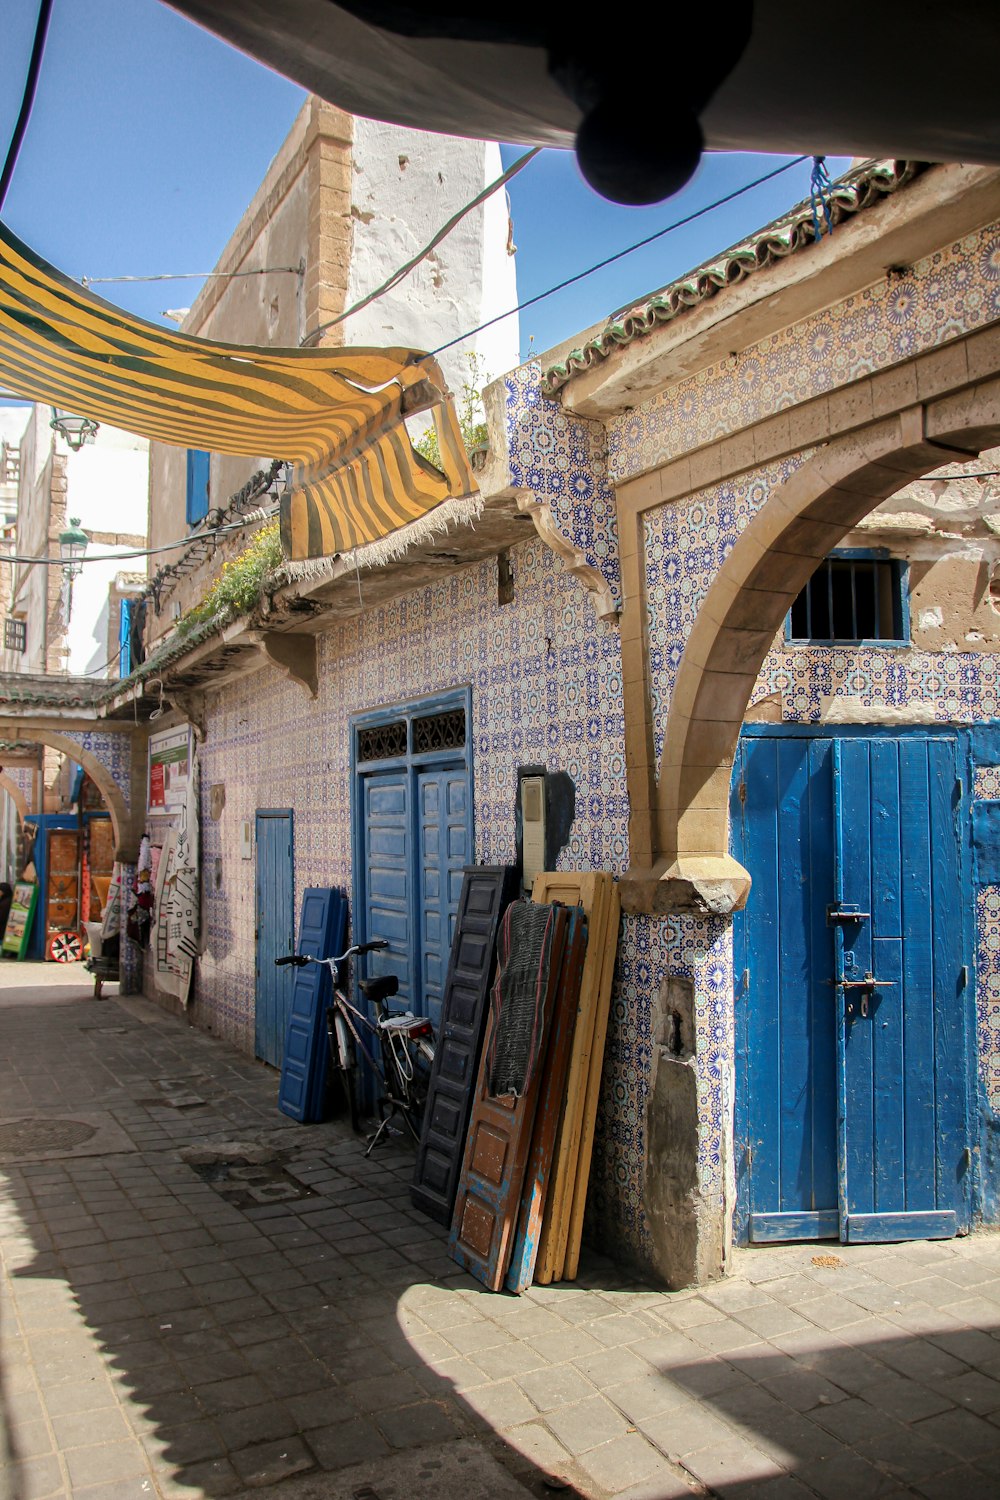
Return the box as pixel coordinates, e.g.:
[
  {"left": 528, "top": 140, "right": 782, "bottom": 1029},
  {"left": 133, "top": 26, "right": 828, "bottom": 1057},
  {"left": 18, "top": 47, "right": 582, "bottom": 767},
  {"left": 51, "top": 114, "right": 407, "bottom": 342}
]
[
  {"left": 186, "top": 449, "right": 211, "bottom": 527},
  {"left": 412, "top": 709, "right": 466, "bottom": 754},
  {"left": 357, "top": 720, "right": 407, "bottom": 763},
  {"left": 4, "top": 617, "right": 25, "bottom": 653},
  {"left": 787, "top": 554, "right": 907, "bottom": 644}
]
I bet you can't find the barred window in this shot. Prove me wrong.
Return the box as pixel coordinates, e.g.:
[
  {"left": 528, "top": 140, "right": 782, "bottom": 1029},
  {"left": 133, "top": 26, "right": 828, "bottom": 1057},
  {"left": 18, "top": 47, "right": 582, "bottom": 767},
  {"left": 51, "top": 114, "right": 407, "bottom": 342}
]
[
  {"left": 412, "top": 709, "right": 466, "bottom": 754},
  {"left": 4, "top": 618, "right": 25, "bottom": 653},
  {"left": 357, "top": 720, "right": 407, "bottom": 762},
  {"left": 787, "top": 556, "right": 907, "bottom": 644}
]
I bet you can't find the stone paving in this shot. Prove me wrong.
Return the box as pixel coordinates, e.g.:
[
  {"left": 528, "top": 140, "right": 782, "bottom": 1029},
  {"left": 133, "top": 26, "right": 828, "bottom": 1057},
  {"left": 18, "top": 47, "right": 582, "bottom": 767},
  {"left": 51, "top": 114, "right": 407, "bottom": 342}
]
[{"left": 3, "top": 967, "right": 1000, "bottom": 1500}]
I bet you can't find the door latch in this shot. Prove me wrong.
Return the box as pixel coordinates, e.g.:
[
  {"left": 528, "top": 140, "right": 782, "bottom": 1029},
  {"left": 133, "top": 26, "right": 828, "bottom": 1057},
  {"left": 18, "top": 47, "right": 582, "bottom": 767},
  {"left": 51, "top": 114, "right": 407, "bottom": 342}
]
[
  {"left": 838, "top": 971, "right": 896, "bottom": 1018},
  {"left": 827, "top": 904, "right": 871, "bottom": 925}
]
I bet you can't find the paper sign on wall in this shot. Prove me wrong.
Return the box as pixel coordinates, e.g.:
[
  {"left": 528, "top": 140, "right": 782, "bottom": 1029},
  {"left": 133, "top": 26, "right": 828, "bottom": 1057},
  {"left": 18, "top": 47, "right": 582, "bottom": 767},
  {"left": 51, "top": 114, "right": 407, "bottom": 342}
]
[{"left": 148, "top": 725, "right": 192, "bottom": 815}]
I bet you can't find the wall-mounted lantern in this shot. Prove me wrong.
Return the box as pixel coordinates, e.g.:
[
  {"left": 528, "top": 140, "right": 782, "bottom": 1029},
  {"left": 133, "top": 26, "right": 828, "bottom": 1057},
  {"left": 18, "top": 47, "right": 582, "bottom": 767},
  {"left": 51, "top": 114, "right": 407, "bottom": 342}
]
[
  {"left": 58, "top": 515, "right": 88, "bottom": 623},
  {"left": 50, "top": 408, "right": 99, "bottom": 451}
]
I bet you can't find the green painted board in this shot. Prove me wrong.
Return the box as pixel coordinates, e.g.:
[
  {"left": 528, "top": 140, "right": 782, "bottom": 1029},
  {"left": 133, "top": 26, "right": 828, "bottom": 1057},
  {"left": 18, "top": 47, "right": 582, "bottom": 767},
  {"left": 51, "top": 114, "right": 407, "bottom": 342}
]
[{"left": 3, "top": 880, "right": 38, "bottom": 959}]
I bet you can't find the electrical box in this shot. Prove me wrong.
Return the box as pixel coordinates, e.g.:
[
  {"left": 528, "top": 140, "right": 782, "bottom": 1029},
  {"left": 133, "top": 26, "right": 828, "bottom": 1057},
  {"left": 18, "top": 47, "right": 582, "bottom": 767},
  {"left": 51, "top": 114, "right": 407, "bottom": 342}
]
[
  {"left": 240, "top": 820, "right": 252, "bottom": 860},
  {"left": 520, "top": 774, "right": 546, "bottom": 892}
]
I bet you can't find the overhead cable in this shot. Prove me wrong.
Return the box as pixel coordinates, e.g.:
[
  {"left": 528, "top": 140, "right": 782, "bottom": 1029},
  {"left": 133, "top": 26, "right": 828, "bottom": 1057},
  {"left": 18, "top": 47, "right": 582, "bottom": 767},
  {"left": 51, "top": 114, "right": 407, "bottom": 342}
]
[
  {"left": 432, "top": 155, "right": 811, "bottom": 356},
  {"left": 0, "top": 0, "right": 54, "bottom": 210},
  {"left": 301, "top": 147, "right": 542, "bottom": 347},
  {"left": 81, "top": 266, "right": 302, "bottom": 287},
  {"left": 0, "top": 508, "right": 277, "bottom": 568}
]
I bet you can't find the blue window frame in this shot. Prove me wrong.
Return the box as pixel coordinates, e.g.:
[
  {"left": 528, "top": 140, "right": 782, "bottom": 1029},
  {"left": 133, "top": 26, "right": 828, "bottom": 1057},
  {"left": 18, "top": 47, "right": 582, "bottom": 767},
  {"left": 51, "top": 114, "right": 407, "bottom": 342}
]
[
  {"left": 185, "top": 449, "right": 211, "bottom": 526},
  {"left": 786, "top": 549, "right": 909, "bottom": 645}
]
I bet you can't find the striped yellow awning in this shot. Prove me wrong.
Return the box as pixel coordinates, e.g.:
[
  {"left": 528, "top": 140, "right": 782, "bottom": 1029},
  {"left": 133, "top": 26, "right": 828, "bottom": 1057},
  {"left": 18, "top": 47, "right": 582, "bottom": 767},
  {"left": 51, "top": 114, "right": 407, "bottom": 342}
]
[{"left": 0, "top": 221, "right": 477, "bottom": 559}]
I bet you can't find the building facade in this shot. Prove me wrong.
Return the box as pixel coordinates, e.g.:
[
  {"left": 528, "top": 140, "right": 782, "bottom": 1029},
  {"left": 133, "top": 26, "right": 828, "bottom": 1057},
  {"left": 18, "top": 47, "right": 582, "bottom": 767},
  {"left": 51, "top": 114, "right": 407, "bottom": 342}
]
[{"left": 3, "top": 157, "right": 1000, "bottom": 1288}]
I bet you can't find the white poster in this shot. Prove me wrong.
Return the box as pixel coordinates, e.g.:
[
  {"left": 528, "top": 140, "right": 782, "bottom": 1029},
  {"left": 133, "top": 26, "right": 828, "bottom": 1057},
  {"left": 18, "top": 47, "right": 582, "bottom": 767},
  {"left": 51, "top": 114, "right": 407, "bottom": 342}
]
[
  {"left": 148, "top": 724, "right": 192, "bottom": 815},
  {"left": 153, "top": 758, "right": 200, "bottom": 1004}
]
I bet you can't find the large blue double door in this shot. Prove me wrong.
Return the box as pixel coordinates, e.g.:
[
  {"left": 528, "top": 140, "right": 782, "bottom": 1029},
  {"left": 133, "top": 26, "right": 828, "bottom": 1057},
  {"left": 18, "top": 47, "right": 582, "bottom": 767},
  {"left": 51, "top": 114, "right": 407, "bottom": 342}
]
[
  {"left": 733, "top": 729, "right": 973, "bottom": 1245},
  {"left": 360, "top": 766, "right": 470, "bottom": 1030}
]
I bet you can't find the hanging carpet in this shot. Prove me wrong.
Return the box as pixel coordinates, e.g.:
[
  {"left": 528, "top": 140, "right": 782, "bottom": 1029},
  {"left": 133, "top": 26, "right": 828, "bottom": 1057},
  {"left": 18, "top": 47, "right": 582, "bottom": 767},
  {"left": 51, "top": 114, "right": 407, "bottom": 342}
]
[{"left": 0, "top": 221, "right": 477, "bottom": 559}]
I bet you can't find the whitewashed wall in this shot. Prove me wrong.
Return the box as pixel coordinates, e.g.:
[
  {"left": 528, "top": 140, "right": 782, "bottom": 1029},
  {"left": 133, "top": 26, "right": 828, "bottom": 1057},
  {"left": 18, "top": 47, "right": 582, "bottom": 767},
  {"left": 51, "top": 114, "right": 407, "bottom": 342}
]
[{"left": 343, "top": 121, "right": 519, "bottom": 397}]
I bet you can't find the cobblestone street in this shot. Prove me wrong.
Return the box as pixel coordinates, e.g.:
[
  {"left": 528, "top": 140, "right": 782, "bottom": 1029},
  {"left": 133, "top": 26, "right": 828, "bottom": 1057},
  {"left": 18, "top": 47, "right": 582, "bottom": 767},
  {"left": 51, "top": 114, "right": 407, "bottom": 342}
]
[{"left": 3, "top": 966, "right": 1000, "bottom": 1500}]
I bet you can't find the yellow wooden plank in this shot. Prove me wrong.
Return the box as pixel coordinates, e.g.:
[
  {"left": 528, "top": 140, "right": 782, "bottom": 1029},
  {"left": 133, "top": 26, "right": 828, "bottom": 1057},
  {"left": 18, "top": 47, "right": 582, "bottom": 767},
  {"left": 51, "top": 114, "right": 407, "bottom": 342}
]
[
  {"left": 563, "top": 883, "right": 621, "bottom": 1281},
  {"left": 531, "top": 871, "right": 612, "bottom": 1284}
]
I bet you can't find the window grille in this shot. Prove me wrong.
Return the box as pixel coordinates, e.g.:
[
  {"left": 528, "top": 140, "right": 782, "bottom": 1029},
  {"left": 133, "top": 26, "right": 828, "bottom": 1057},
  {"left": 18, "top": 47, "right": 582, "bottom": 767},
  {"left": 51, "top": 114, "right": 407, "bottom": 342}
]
[
  {"left": 787, "top": 556, "right": 906, "bottom": 644},
  {"left": 412, "top": 708, "right": 466, "bottom": 753},
  {"left": 357, "top": 720, "right": 407, "bottom": 762},
  {"left": 4, "top": 618, "right": 26, "bottom": 653}
]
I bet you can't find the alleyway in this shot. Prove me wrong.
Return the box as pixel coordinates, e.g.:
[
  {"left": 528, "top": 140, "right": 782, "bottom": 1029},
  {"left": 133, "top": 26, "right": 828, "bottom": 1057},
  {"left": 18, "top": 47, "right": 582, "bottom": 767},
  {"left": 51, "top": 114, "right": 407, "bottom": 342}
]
[{"left": 2, "top": 970, "right": 1000, "bottom": 1500}]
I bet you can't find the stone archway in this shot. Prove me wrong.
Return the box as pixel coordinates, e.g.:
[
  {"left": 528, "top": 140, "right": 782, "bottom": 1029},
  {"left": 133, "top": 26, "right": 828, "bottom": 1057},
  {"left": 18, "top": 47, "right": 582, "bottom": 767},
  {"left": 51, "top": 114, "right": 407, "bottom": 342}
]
[
  {"left": 658, "top": 381, "right": 1000, "bottom": 888},
  {"left": 8, "top": 731, "right": 131, "bottom": 856},
  {"left": 0, "top": 772, "right": 29, "bottom": 825}
]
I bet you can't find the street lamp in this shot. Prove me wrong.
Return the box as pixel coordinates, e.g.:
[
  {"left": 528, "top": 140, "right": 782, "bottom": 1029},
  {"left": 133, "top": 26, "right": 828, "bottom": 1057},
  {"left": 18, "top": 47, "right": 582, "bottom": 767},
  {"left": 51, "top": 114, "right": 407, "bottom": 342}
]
[
  {"left": 50, "top": 409, "right": 99, "bottom": 451},
  {"left": 58, "top": 516, "right": 88, "bottom": 625}
]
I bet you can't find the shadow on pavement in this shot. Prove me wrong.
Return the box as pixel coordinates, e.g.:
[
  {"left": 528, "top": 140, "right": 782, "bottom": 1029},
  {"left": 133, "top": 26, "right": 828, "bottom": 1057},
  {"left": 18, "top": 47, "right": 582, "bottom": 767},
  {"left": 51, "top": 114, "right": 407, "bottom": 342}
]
[{"left": 3, "top": 980, "right": 1000, "bottom": 1499}]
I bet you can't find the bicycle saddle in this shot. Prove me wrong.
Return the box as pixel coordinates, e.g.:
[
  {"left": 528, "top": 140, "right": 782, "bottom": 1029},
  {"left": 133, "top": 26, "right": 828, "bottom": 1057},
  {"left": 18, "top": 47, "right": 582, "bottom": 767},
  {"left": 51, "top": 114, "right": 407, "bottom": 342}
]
[{"left": 359, "top": 973, "right": 399, "bottom": 1004}]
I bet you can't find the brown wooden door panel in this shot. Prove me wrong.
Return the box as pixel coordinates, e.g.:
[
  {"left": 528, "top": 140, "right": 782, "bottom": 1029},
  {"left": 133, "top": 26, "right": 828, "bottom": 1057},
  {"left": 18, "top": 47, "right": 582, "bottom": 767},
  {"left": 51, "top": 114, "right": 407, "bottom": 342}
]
[
  {"left": 506, "top": 907, "right": 588, "bottom": 1293},
  {"left": 448, "top": 904, "right": 569, "bottom": 1290},
  {"left": 532, "top": 872, "right": 614, "bottom": 1284},
  {"left": 88, "top": 817, "right": 114, "bottom": 874}
]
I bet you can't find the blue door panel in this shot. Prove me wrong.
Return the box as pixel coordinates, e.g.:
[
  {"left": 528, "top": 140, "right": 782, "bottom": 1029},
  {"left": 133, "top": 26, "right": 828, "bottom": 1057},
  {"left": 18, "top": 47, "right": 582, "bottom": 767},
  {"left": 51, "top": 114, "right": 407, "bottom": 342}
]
[
  {"left": 736, "top": 729, "right": 972, "bottom": 1246},
  {"left": 364, "top": 772, "right": 413, "bottom": 1006},
  {"left": 733, "top": 737, "right": 837, "bottom": 1233},
  {"left": 255, "top": 810, "right": 294, "bottom": 1068},
  {"left": 278, "top": 887, "right": 348, "bottom": 1122}
]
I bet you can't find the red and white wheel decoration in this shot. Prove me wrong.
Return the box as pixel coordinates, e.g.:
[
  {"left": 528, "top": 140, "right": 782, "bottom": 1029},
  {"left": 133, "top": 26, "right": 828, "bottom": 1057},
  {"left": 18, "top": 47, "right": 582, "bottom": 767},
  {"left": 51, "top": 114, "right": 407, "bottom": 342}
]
[{"left": 48, "top": 930, "right": 84, "bottom": 963}]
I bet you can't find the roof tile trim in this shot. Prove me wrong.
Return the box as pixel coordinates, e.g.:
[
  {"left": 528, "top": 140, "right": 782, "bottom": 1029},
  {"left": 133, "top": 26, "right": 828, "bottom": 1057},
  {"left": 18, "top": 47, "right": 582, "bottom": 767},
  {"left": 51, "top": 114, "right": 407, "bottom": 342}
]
[{"left": 541, "top": 160, "right": 927, "bottom": 397}]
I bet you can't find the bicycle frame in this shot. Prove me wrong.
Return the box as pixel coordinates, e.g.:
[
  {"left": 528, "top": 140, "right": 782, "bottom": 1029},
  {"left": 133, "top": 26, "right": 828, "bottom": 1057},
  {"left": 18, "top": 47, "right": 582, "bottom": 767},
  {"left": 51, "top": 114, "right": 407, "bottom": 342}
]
[{"left": 275, "top": 938, "right": 434, "bottom": 1152}]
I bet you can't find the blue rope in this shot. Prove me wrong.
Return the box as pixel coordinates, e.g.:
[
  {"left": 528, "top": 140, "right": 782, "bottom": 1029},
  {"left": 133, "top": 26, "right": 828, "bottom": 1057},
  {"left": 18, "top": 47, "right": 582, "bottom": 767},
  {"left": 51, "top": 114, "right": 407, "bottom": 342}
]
[{"left": 810, "top": 155, "right": 835, "bottom": 239}]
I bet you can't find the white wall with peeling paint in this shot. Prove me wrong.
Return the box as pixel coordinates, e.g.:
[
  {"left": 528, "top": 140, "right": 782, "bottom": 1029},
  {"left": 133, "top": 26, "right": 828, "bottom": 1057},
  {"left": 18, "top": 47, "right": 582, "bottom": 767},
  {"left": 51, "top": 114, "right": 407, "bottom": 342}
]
[{"left": 342, "top": 121, "right": 519, "bottom": 400}]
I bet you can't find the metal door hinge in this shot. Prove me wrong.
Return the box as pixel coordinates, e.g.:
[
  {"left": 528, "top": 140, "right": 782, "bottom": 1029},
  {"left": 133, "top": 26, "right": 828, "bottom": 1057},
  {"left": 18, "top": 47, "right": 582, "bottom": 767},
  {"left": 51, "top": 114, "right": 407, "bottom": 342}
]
[{"left": 737, "top": 779, "right": 747, "bottom": 806}]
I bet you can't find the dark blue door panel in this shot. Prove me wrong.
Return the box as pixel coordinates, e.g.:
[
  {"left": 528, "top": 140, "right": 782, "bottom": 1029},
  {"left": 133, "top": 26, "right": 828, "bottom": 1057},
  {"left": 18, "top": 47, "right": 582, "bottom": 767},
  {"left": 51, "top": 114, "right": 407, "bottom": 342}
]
[
  {"left": 364, "top": 773, "right": 413, "bottom": 1003},
  {"left": 419, "top": 769, "right": 471, "bottom": 1032},
  {"left": 835, "top": 736, "right": 971, "bottom": 1240},
  {"left": 735, "top": 730, "right": 972, "bottom": 1246},
  {"left": 278, "top": 888, "right": 348, "bottom": 1123},
  {"left": 733, "top": 736, "right": 838, "bottom": 1241},
  {"left": 255, "top": 810, "right": 294, "bottom": 1067}
]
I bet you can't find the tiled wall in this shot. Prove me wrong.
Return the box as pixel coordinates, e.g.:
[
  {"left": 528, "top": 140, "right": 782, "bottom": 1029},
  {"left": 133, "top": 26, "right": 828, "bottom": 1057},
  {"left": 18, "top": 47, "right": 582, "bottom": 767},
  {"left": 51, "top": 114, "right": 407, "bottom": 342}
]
[
  {"left": 63, "top": 729, "right": 133, "bottom": 809},
  {"left": 194, "top": 537, "right": 629, "bottom": 1045},
  {"left": 505, "top": 361, "right": 622, "bottom": 610},
  {"left": 609, "top": 222, "right": 1000, "bottom": 485}
]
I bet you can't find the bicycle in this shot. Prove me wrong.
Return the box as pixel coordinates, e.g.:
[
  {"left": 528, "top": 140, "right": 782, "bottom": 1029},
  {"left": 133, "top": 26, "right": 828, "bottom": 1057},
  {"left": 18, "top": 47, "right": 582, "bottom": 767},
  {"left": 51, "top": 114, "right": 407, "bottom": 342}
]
[{"left": 275, "top": 938, "right": 435, "bottom": 1156}]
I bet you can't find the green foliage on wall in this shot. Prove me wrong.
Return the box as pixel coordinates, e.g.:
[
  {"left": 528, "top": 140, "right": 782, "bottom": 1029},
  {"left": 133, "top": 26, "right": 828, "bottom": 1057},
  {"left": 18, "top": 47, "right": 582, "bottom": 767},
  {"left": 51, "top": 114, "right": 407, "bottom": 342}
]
[
  {"left": 414, "top": 352, "right": 490, "bottom": 470},
  {"left": 177, "top": 521, "right": 283, "bottom": 633}
]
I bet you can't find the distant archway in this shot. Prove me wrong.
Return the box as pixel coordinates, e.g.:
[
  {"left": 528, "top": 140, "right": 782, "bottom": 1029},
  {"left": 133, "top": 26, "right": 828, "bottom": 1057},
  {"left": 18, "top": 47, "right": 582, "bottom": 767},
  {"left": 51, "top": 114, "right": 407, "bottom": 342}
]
[
  {"left": 0, "top": 771, "right": 29, "bottom": 825},
  {"left": 661, "top": 383, "right": 1000, "bottom": 869}
]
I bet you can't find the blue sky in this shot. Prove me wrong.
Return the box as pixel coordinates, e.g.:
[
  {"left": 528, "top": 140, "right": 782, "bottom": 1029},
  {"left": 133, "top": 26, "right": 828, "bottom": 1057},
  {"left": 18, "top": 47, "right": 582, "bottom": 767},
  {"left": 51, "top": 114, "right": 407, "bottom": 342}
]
[{"left": 2, "top": 0, "right": 850, "bottom": 365}]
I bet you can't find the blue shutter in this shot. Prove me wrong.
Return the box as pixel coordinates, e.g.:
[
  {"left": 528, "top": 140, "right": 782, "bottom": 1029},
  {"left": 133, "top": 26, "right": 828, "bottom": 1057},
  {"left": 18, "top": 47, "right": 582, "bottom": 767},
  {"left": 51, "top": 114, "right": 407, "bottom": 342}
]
[
  {"left": 278, "top": 887, "right": 348, "bottom": 1122},
  {"left": 185, "top": 449, "right": 211, "bottom": 526},
  {"left": 118, "top": 598, "right": 132, "bottom": 678}
]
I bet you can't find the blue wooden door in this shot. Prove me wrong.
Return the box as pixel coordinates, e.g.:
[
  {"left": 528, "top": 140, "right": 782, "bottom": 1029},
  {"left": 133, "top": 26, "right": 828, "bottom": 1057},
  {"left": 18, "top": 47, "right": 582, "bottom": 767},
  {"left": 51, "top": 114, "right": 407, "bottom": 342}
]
[
  {"left": 255, "top": 809, "right": 294, "bottom": 1067},
  {"left": 833, "top": 737, "right": 972, "bottom": 1241},
  {"left": 361, "top": 766, "right": 471, "bottom": 1021},
  {"left": 734, "top": 731, "right": 972, "bottom": 1245},
  {"left": 418, "top": 769, "right": 472, "bottom": 1032},
  {"left": 363, "top": 773, "right": 414, "bottom": 1005}
]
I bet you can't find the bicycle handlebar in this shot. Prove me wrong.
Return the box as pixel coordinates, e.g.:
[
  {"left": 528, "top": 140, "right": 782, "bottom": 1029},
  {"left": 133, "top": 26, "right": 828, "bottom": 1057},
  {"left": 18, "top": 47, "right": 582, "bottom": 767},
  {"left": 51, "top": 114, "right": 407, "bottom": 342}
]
[{"left": 274, "top": 938, "right": 389, "bottom": 968}]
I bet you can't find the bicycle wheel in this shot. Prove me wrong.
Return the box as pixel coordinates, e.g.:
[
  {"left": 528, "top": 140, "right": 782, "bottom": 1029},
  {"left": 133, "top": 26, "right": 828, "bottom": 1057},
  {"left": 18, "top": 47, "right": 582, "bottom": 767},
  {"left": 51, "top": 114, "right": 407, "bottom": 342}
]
[{"left": 327, "top": 1001, "right": 360, "bottom": 1132}]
